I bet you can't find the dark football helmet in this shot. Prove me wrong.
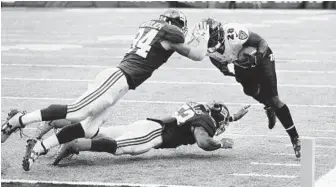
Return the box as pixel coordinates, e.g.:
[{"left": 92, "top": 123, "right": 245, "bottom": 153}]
[
  {"left": 202, "top": 17, "right": 224, "bottom": 53},
  {"left": 159, "top": 9, "right": 188, "bottom": 35},
  {"left": 206, "top": 101, "right": 230, "bottom": 135}
]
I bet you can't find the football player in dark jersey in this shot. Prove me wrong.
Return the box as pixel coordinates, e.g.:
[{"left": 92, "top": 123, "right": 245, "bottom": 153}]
[
  {"left": 195, "top": 18, "right": 301, "bottom": 158},
  {"left": 48, "top": 101, "right": 250, "bottom": 166},
  {"left": 1, "top": 10, "right": 211, "bottom": 171}
]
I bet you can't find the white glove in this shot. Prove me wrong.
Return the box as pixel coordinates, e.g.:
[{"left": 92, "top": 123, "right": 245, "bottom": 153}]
[
  {"left": 191, "top": 21, "right": 209, "bottom": 42},
  {"left": 232, "top": 105, "right": 250, "bottom": 121},
  {"left": 220, "top": 138, "right": 234, "bottom": 149}
]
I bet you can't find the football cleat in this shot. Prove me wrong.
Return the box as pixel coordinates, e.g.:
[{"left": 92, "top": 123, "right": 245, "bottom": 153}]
[
  {"left": 264, "top": 106, "right": 276, "bottom": 129},
  {"left": 291, "top": 137, "right": 301, "bottom": 158},
  {"left": 1, "top": 109, "right": 26, "bottom": 143},
  {"left": 53, "top": 142, "right": 79, "bottom": 166},
  {"left": 22, "top": 139, "right": 46, "bottom": 171}
]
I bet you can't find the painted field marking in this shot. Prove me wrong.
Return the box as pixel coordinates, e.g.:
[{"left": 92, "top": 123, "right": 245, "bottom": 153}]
[
  {"left": 2, "top": 97, "right": 336, "bottom": 108},
  {"left": 311, "top": 130, "right": 336, "bottom": 133},
  {"left": 2, "top": 63, "right": 336, "bottom": 74},
  {"left": 315, "top": 166, "right": 336, "bottom": 187},
  {"left": 2, "top": 77, "right": 336, "bottom": 89},
  {"left": 230, "top": 173, "right": 297, "bottom": 179},
  {"left": 286, "top": 144, "right": 336, "bottom": 149},
  {"left": 0, "top": 179, "right": 194, "bottom": 187},
  {"left": 269, "top": 153, "right": 330, "bottom": 157},
  {"left": 224, "top": 134, "right": 336, "bottom": 140},
  {"left": 250, "top": 162, "right": 300, "bottom": 167}
]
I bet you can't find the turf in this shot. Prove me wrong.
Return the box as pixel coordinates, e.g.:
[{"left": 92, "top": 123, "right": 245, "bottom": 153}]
[{"left": 1, "top": 8, "right": 336, "bottom": 187}]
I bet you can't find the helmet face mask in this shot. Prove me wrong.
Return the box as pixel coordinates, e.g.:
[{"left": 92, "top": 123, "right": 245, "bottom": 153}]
[
  {"left": 159, "top": 10, "right": 188, "bottom": 36},
  {"left": 203, "top": 18, "right": 224, "bottom": 53},
  {"left": 206, "top": 101, "right": 230, "bottom": 135}
]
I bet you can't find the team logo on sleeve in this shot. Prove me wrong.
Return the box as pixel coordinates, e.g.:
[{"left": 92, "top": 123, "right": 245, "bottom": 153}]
[{"left": 238, "top": 30, "right": 248, "bottom": 40}]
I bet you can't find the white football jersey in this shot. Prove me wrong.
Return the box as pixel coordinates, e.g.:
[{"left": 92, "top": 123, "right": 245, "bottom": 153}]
[{"left": 207, "top": 23, "right": 249, "bottom": 64}]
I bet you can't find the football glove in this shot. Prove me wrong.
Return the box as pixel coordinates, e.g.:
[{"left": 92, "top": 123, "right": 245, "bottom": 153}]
[
  {"left": 242, "top": 52, "right": 263, "bottom": 68},
  {"left": 220, "top": 138, "right": 234, "bottom": 149},
  {"left": 230, "top": 105, "right": 250, "bottom": 122},
  {"left": 191, "top": 21, "right": 210, "bottom": 42}
]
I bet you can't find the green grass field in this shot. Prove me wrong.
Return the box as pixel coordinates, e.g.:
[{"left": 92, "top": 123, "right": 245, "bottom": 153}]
[{"left": 1, "top": 8, "right": 336, "bottom": 187}]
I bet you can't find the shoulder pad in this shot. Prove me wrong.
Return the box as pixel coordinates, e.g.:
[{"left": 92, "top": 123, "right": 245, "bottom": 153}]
[{"left": 162, "top": 24, "right": 185, "bottom": 44}]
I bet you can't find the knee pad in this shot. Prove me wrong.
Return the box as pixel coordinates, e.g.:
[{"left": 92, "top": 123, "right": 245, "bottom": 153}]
[{"left": 56, "top": 123, "right": 85, "bottom": 144}]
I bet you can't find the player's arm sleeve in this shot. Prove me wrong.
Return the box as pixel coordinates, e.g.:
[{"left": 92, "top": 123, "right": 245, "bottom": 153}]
[
  {"left": 162, "top": 25, "right": 185, "bottom": 44},
  {"left": 209, "top": 57, "right": 235, "bottom": 77},
  {"left": 245, "top": 31, "right": 268, "bottom": 57},
  {"left": 193, "top": 126, "right": 222, "bottom": 151}
]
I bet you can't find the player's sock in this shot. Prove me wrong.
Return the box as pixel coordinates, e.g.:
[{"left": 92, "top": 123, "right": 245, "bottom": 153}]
[
  {"left": 91, "top": 137, "right": 117, "bottom": 154},
  {"left": 39, "top": 135, "right": 59, "bottom": 153},
  {"left": 275, "top": 104, "right": 299, "bottom": 140},
  {"left": 72, "top": 138, "right": 92, "bottom": 151},
  {"left": 21, "top": 110, "right": 42, "bottom": 126},
  {"left": 56, "top": 123, "right": 85, "bottom": 144}
]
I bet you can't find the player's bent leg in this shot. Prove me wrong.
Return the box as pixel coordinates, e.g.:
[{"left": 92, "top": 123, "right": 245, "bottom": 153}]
[
  {"left": 114, "top": 120, "right": 163, "bottom": 156},
  {"left": 35, "top": 119, "right": 73, "bottom": 140},
  {"left": 269, "top": 96, "right": 301, "bottom": 158},
  {"left": 53, "top": 125, "right": 125, "bottom": 165}
]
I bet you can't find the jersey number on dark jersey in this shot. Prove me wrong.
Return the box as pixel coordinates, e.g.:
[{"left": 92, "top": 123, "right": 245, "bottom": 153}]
[
  {"left": 129, "top": 28, "right": 158, "bottom": 58},
  {"left": 174, "top": 103, "right": 205, "bottom": 125}
]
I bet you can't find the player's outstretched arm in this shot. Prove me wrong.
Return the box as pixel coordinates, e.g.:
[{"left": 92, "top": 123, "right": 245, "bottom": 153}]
[
  {"left": 229, "top": 105, "right": 251, "bottom": 122},
  {"left": 193, "top": 126, "right": 232, "bottom": 151},
  {"left": 162, "top": 22, "right": 209, "bottom": 61}
]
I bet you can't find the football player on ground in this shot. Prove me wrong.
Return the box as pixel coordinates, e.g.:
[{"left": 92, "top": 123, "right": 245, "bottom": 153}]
[
  {"left": 1, "top": 10, "right": 211, "bottom": 171},
  {"left": 48, "top": 101, "right": 250, "bottom": 166},
  {"left": 194, "top": 18, "right": 301, "bottom": 158}
]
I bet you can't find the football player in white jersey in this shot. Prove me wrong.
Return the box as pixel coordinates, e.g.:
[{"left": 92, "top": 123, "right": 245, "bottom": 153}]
[
  {"left": 30, "top": 101, "right": 250, "bottom": 166},
  {"left": 194, "top": 18, "right": 301, "bottom": 158}
]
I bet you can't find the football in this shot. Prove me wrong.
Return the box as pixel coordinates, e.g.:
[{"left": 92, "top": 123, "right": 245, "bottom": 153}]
[{"left": 237, "top": 46, "right": 257, "bottom": 62}]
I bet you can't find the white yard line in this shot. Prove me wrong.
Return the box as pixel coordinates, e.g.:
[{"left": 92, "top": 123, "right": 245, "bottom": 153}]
[
  {"left": 310, "top": 130, "right": 336, "bottom": 133},
  {"left": 269, "top": 153, "right": 331, "bottom": 157},
  {"left": 230, "top": 173, "right": 297, "bottom": 179},
  {"left": 250, "top": 162, "right": 300, "bottom": 167},
  {"left": 2, "top": 77, "right": 336, "bottom": 89},
  {"left": 2, "top": 97, "right": 336, "bottom": 108},
  {"left": 315, "top": 166, "right": 336, "bottom": 187},
  {"left": 0, "top": 179, "right": 194, "bottom": 187},
  {"left": 285, "top": 144, "right": 336, "bottom": 149},
  {"left": 2, "top": 63, "right": 336, "bottom": 74},
  {"left": 225, "top": 134, "right": 336, "bottom": 140}
]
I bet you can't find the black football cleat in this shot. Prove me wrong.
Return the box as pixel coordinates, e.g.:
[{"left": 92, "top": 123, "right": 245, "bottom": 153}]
[
  {"left": 291, "top": 136, "right": 301, "bottom": 158},
  {"left": 264, "top": 106, "right": 276, "bottom": 129}
]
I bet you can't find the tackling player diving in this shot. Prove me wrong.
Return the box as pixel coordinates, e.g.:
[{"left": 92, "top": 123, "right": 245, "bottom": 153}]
[
  {"left": 1, "top": 10, "right": 211, "bottom": 171},
  {"left": 38, "top": 101, "right": 250, "bottom": 166}
]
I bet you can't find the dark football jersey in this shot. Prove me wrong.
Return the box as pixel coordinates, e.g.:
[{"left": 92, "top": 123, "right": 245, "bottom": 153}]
[
  {"left": 153, "top": 102, "right": 217, "bottom": 149},
  {"left": 118, "top": 20, "right": 185, "bottom": 89}
]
